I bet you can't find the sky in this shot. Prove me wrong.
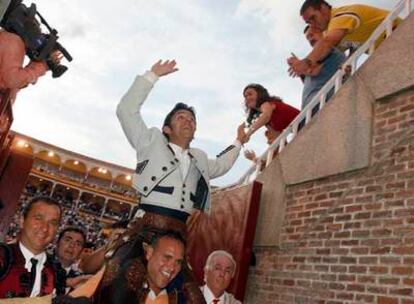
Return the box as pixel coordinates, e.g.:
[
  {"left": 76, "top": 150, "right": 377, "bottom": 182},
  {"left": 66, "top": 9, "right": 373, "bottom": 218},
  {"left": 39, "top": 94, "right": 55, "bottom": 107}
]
[{"left": 10, "top": 0, "right": 407, "bottom": 186}]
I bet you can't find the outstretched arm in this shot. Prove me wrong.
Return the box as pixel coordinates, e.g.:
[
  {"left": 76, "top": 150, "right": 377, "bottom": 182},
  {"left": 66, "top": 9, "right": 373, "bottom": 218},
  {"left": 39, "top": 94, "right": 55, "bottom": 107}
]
[
  {"left": 207, "top": 123, "right": 246, "bottom": 179},
  {"left": 151, "top": 59, "right": 178, "bottom": 77},
  {"left": 245, "top": 102, "right": 274, "bottom": 141},
  {"left": 287, "top": 29, "right": 347, "bottom": 76},
  {"left": 116, "top": 59, "right": 178, "bottom": 149}
]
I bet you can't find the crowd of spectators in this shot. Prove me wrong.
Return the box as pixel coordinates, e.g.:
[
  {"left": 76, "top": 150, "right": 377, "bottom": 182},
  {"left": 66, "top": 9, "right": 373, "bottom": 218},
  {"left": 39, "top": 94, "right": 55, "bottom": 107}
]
[
  {"left": 4, "top": 180, "right": 134, "bottom": 250},
  {"left": 110, "top": 183, "right": 137, "bottom": 199},
  {"left": 33, "top": 160, "right": 138, "bottom": 200}
]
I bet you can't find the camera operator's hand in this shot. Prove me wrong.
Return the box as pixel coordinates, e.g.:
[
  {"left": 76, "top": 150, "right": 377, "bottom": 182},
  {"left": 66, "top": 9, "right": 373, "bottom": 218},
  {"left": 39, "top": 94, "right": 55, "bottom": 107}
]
[
  {"left": 151, "top": 59, "right": 178, "bottom": 77},
  {"left": 50, "top": 50, "right": 64, "bottom": 65}
]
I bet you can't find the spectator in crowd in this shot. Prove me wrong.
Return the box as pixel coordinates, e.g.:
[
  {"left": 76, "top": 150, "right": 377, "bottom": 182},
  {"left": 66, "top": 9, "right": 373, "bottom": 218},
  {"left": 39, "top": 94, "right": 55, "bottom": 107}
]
[
  {"left": 0, "top": 196, "right": 66, "bottom": 298},
  {"left": 92, "top": 59, "right": 246, "bottom": 304},
  {"left": 142, "top": 230, "right": 186, "bottom": 303},
  {"left": 201, "top": 250, "right": 241, "bottom": 304},
  {"left": 297, "top": 25, "right": 346, "bottom": 110},
  {"left": 55, "top": 227, "right": 92, "bottom": 292},
  {"left": 66, "top": 230, "right": 186, "bottom": 304},
  {"left": 56, "top": 227, "right": 86, "bottom": 274},
  {"left": 244, "top": 126, "right": 279, "bottom": 170},
  {"left": 288, "top": 0, "right": 401, "bottom": 76},
  {"left": 243, "top": 83, "right": 299, "bottom": 142},
  {"left": 5, "top": 177, "right": 124, "bottom": 253}
]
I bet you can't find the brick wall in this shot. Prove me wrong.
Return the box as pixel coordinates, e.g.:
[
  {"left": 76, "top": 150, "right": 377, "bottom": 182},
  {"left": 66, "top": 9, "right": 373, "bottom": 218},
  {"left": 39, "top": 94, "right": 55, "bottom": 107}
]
[{"left": 245, "top": 90, "right": 414, "bottom": 303}]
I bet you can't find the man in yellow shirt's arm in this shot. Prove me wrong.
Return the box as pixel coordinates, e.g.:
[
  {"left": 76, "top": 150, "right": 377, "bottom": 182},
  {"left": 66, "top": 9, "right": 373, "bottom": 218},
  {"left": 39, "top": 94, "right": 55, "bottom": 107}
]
[{"left": 288, "top": 0, "right": 401, "bottom": 75}]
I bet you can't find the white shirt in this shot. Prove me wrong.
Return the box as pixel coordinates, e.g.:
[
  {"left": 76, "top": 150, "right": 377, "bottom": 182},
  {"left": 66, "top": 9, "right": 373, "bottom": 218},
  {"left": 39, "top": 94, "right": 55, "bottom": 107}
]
[
  {"left": 201, "top": 285, "right": 242, "bottom": 304},
  {"left": 168, "top": 143, "right": 191, "bottom": 179},
  {"left": 202, "top": 284, "right": 225, "bottom": 304},
  {"left": 168, "top": 141, "right": 242, "bottom": 182},
  {"left": 64, "top": 266, "right": 72, "bottom": 274},
  {"left": 19, "top": 242, "right": 47, "bottom": 297},
  {"left": 146, "top": 288, "right": 167, "bottom": 301}
]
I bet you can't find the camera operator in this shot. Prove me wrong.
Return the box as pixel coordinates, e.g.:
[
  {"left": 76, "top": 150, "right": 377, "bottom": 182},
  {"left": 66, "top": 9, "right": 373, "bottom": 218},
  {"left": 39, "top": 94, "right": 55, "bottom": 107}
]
[{"left": 0, "top": 27, "right": 62, "bottom": 105}]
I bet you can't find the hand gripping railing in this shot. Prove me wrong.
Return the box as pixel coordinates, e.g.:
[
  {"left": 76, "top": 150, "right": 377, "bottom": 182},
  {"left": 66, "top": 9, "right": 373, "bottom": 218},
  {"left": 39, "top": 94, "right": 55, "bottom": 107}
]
[{"left": 233, "top": 0, "right": 412, "bottom": 187}]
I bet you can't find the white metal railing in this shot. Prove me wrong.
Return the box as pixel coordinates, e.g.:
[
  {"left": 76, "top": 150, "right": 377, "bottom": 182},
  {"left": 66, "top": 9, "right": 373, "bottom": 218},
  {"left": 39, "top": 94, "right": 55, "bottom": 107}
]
[{"left": 233, "top": 0, "right": 412, "bottom": 186}]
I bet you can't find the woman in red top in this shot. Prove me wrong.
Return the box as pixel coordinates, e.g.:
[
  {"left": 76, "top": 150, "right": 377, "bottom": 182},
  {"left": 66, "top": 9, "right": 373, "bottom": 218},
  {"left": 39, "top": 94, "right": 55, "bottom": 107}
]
[{"left": 243, "top": 83, "right": 300, "bottom": 142}]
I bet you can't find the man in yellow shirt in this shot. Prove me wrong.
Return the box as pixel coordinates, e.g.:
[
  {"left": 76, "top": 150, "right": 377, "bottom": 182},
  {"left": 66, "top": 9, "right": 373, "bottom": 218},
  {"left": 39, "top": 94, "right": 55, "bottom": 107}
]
[{"left": 288, "top": 0, "right": 401, "bottom": 75}]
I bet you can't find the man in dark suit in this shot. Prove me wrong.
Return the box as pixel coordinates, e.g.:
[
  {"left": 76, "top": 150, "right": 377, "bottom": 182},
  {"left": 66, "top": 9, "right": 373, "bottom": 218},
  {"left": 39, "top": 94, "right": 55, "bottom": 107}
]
[{"left": 0, "top": 196, "right": 66, "bottom": 298}]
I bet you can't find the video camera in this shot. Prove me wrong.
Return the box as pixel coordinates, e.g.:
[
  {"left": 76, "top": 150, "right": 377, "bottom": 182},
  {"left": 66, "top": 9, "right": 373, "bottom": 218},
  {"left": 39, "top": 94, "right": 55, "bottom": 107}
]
[{"left": 0, "top": 0, "right": 72, "bottom": 78}]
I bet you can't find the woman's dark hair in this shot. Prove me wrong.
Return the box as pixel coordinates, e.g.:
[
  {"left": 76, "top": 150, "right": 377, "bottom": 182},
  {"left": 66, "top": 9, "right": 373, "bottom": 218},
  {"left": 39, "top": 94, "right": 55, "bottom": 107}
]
[{"left": 243, "top": 83, "right": 282, "bottom": 126}]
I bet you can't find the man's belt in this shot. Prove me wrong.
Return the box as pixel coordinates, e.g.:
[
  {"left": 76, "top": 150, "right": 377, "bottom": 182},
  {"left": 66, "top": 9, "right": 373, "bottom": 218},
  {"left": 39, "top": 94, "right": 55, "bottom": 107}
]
[{"left": 138, "top": 204, "right": 189, "bottom": 223}]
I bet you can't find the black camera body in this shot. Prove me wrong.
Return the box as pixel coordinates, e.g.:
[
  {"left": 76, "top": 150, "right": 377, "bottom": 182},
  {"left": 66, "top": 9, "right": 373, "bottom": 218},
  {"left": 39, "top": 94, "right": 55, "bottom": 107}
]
[{"left": 0, "top": 0, "right": 72, "bottom": 78}]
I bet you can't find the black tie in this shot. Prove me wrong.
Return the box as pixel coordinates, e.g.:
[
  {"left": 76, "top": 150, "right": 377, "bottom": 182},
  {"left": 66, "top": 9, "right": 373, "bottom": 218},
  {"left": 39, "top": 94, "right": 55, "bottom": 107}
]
[{"left": 29, "top": 258, "right": 38, "bottom": 292}]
